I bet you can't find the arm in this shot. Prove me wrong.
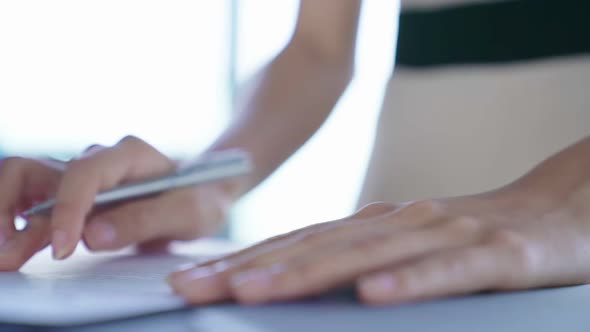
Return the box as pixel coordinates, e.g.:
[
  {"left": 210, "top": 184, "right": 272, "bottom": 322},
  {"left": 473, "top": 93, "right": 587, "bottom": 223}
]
[
  {"left": 206, "top": 0, "right": 362, "bottom": 199},
  {"left": 504, "top": 136, "right": 590, "bottom": 210},
  {"left": 169, "top": 135, "right": 590, "bottom": 305}
]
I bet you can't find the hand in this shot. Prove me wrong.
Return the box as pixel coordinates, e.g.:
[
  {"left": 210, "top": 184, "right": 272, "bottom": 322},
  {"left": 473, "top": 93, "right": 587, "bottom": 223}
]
[
  {"left": 0, "top": 136, "right": 234, "bottom": 270},
  {"left": 167, "top": 187, "right": 590, "bottom": 305}
]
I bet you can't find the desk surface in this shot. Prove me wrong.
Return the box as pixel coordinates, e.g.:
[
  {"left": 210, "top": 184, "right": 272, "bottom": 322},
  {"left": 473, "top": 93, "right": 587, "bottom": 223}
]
[
  {"left": 2, "top": 238, "right": 590, "bottom": 332},
  {"left": 4, "top": 284, "right": 590, "bottom": 332}
]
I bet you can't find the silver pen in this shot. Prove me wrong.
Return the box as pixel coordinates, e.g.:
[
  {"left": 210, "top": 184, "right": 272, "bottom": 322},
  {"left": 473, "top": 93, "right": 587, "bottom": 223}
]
[{"left": 22, "top": 150, "right": 252, "bottom": 217}]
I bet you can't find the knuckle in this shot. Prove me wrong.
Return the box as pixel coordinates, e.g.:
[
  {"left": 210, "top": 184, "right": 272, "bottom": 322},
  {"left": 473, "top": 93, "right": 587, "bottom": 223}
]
[
  {"left": 65, "top": 158, "right": 93, "bottom": 174},
  {"left": 263, "top": 223, "right": 325, "bottom": 246},
  {"left": 117, "top": 135, "right": 144, "bottom": 147},
  {"left": 486, "top": 229, "right": 528, "bottom": 253},
  {"left": 445, "top": 216, "right": 481, "bottom": 237},
  {"left": 116, "top": 136, "right": 171, "bottom": 172},
  {"left": 0, "top": 156, "right": 25, "bottom": 172},
  {"left": 65, "top": 154, "right": 118, "bottom": 189},
  {"left": 80, "top": 144, "right": 106, "bottom": 158},
  {"left": 83, "top": 144, "right": 105, "bottom": 152},
  {"left": 405, "top": 200, "right": 444, "bottom": 218},
  {"left": 116, "top": 136, "right": 149, "bottom": 159},
  {"left": 485, "top": 230, "right": 538, "bottom": 287},
  {"left": 292, "top": 263, "right": 319, "bottom": 284},
  {"left": 351, "top": 238, "right": 382, "bottom": 257},
  {"left": 354, "top": 202, "right": 398, "bottom": 218},
  {"left": 298, "top": 227, "right": 328, "bottom": 245},
  {"left": 0, "top": 157, "right": 31, "bottom": 179},
  {"left": 290, "top": 221, "right": 337, "bottom": 244}
]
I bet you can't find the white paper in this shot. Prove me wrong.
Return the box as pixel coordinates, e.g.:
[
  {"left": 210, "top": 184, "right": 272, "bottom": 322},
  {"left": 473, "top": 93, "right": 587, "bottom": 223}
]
[{"left": 0, "top": 239, "right": 241, "bottom": 326}]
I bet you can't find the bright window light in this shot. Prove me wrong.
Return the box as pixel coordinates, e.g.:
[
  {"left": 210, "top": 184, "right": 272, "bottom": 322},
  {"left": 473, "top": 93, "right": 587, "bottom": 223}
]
[
  {"left": 0, "top": 0, "right": 231, "bottom": 158},
  {"left": 0, "top": 0, "right": 400, "bottom": 245}
]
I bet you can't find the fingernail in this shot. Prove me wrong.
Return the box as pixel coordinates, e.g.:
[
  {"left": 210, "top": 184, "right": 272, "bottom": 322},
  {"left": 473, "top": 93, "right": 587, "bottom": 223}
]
[
  {"left": 87, "top": 221, "right": 116, "bottom": 247},
  {"left": 169, "top": 266, "right": 219, "bottom": 289},
  {"left": 173, "top": 261, "right": 228, "bottom": 277},
  {"left": 52, "top": 230, "right": 69, "bottom": 260},
  {"left": 175, "top": 262, "right": 198, "bottom": 272},
  {"left": 360, "top": 274, "right": 396, "bottom": 296}
]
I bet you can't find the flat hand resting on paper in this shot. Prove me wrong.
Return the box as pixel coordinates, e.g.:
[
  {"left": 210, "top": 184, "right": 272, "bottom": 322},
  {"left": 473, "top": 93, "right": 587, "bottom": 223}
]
[
  {"left": 0, "top": 136, "right": 236, "bottom": 270},
  {"left": 169, "top": 137, "right": 590, "bottom": 305}
]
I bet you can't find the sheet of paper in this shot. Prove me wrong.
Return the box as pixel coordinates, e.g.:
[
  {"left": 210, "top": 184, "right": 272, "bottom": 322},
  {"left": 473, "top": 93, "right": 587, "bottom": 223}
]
[{"left": 0, "top": 239, "right": 241, "bottom": 326}]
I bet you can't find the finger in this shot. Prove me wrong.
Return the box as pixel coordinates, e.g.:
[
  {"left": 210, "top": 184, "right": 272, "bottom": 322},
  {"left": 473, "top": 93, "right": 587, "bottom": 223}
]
[
  {"left": 172, "top": 220, "right": 338, "bottom": 274},
  {"left": 173, "top": 201, "right": 411, "bottom": 274},
  {"left": 357, "top": 229, "right": 545, "bottom": 305},
  {"left": 167, "top": 219, "right": 349, "bottom": 304},
  {"left": 174, "top": 203, "right": 401, "bottom": 271},
  {"left": 167, "top": 201, "right": 438, "bottom": 304},
  {"left": 230, "top": 201, "right": 437, "bottom": 269},
  {"left": 0, "top": 158, "right": 25, "bottom": 244},
  {"left": 229, "top": 216, "right": 482, "bottom": 304},
  {"left": 51, "top": 136, "right": 174, "bottom": 260},
  {"left": 50, "top": 157, "right": 118, "bottom": 260},
  {"left": 83, "top": 193, "right": 190, "bottom": 251},
  {"left": 0, "top": 216, "right": 51, "bottom": 271},
  {"left": 357, "top": 245, "right": 503, "bottom": 305},
  {"left": 84, "top": 184, "right": 224, "bottom": 251},
  {"left": 229, "top": 201, "right": 442, "bottom": 272},
  {"left": 83, "top": 198, "right": 159, "bottom": 251},
  {"left": 0, "top": 158, "right": 59, "bottom": 244}
]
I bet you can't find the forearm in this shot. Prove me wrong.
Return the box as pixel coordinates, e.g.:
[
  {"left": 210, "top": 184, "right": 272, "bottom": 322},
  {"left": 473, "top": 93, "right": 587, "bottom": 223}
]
[
  {"left": 205, "top": 40, "right": 354, "bottom": 200},
  {"left": 502, "top": 135, "right": 590, "bottom": 210}
]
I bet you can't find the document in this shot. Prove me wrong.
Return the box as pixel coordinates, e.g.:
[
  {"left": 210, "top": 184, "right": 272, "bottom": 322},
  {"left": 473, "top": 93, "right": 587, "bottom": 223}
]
[{"left": 0, "top": 239, "right": 241, "bottom": 326}]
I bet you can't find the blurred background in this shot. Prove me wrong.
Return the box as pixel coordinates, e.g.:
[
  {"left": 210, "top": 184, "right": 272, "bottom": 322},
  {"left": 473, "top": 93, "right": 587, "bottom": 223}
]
[{"left": 0, "top": 0, "right": 397, "bottom": 244}]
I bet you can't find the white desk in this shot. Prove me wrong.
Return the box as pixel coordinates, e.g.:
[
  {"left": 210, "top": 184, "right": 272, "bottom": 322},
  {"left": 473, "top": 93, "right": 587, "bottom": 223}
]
[
  {"left": 2, "top": 240, "right": 590, "bottom": 332},
  {"left": 4, "top": 285, "right": 590, "bottom": 332}
]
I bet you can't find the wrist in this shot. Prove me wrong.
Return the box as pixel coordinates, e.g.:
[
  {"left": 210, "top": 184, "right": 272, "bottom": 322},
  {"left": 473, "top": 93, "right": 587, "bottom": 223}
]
[
  {"left": 486, "top": 175, "right": 589, "bottom": 219},
  {"left": 471, "top": 180, "right": 557, "bottom": 218}
]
